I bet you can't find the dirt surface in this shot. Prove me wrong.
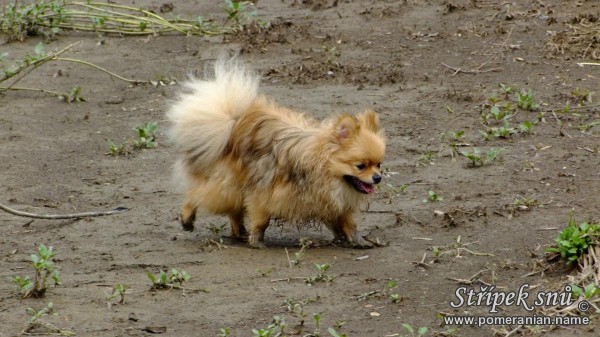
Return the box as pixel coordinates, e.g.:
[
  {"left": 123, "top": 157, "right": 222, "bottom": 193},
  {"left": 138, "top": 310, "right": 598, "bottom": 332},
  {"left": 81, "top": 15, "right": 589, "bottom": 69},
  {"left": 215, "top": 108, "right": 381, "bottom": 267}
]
[{"left": 1, "top": 1, "right": 600, "bottom": 336}]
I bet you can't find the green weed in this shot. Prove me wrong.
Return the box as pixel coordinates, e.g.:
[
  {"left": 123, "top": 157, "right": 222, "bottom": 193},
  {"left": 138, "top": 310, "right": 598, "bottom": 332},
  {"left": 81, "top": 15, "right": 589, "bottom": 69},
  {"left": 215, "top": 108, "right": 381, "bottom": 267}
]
[
  {"left": 133, "top": 122, "right": 158, "bottom": 149},
  {"left": 460, "top": 147, "right": 503, "bottom": 167},
  {"left": 218, "top": 327, "right": 232, "bottom": 337},
  {"left": 13, "top": 244, "right": 60, "bottom": 298},
  {"left": 223, "top": 0, "right": 256, "bottom": 27},
  {"left": 577, "top": 120, "right": 600, "bottom": 133},
  {"left": 571, "top": 283, "right": 600, "bottom": 300},
  {"left": 105, "top": 283, "right": 127, "bottom": 308},
  {"left": 423, "top": 190, "right": 443, "bottom": 202},
  {"left": 439, "top": 130, "right": 465, "bottom": 158},
  {"left": 22, "top": 302, "right": 75, "bottom": 336},
  {"left": 416, "top": 151, "right": 436, "bottom": 166},
  {"left": 106, "top": 139, "right": 130, "bottom": 156},
  {"left": 400, "top": 323, "right": 428, "bottom": 337},
  {"left": 546, "top": 212, "right": 600, "bottom": 265},
  {"left": 306, "top": 263, "right": 335, "bottom": 285},
  {"left": 252, "top": 316, "right": 286, "bottom": 337},
  {"left": 570, "top": 88, "right": 592, "bottom": 105},
  {"left": 386, "top": 280, "right": 402, "bottom": 303},
  {"left": 147, "top": 268, "right": 191, "bottom": 290},
  {"left": 516, "top": 89, "right": 540, "bottom": 111},
  {"left": 106, "top": 121, "right": 158, "bottom": 156}
]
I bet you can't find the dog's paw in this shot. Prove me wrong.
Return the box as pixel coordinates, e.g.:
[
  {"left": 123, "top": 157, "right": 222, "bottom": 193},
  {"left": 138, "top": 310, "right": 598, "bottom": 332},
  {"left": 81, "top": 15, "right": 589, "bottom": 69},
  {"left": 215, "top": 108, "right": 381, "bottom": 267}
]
[
  {"left": 248, "top": 235, "right": 267, "bottom": 249},
  {"left": 332, "top": 235, "right": 373, "bottom": 249},
  {"left": 179, "top": 215, "right": 195, "bottom": 232}
]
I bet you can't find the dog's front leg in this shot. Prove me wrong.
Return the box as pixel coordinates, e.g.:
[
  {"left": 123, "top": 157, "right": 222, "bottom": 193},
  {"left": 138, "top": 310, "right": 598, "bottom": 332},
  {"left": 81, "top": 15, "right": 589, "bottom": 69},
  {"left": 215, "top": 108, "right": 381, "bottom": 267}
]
[
  {"left": 246, "top": 207, "right": 270, "bottom": 248},
  {"left": 332, "top": 214, "right": 373, "bottom": 249}
]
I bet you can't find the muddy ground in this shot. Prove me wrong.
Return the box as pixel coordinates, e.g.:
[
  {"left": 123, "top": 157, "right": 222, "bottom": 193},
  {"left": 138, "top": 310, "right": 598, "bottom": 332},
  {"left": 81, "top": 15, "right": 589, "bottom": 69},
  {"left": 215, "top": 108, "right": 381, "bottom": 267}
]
[{"left": 1, "top": 0, "right": 599, "bottom": 336}]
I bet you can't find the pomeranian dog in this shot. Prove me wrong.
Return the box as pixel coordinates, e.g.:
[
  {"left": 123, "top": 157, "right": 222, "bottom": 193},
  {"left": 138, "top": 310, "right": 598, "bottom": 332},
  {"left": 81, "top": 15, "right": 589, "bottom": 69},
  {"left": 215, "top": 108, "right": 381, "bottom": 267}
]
[{"left": 167, "top": 59, "right": 386, "bottom": 248}]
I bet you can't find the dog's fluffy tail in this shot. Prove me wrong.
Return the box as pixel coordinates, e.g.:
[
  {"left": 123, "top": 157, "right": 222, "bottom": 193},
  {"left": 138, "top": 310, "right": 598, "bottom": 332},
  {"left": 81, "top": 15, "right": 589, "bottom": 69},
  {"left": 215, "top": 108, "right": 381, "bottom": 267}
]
[{"left": 167, "top": 59, "right": 259, "bottom": 174}]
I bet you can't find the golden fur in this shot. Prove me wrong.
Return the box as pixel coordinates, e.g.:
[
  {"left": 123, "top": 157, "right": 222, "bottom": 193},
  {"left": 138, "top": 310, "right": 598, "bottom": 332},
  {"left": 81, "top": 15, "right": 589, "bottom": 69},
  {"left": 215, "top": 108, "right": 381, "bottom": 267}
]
[{"left": 167, "top": 59, "right": 386, "bottom": 248}]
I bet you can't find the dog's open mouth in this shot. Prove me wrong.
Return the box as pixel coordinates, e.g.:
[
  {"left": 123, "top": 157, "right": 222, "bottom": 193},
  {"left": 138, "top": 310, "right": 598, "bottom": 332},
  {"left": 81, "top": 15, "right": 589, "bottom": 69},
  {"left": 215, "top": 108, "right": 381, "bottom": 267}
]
[{"left": 344, "top": 175, "right": 375, "bottom": 194}]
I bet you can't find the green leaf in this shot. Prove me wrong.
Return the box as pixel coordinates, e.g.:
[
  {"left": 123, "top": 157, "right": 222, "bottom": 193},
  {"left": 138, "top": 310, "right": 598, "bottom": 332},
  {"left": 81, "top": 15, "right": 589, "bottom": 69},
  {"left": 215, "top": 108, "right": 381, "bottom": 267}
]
[
  {"left": 402, "top": 323, "right": 414, "bottom": 334},
  {"left": 328, "top": 327, "right": 341, "bottom": 337},
  {"left": 31, "top": 254, "right": 40, "bottom": 264},
  {"left": 147, "top": 271, "right": 156, "bottom": 283},
  {"left": 34, "top": 42, "right": 45, "bottom": 57},
  {"left": 159, "top": 270, "right": 168, "bottom": 284},
  {"left": 418, "top": 327, "right": 428, "bottom": 335},
  {"left": 52, "top": 270, "right": 60, "bottom": 285}
]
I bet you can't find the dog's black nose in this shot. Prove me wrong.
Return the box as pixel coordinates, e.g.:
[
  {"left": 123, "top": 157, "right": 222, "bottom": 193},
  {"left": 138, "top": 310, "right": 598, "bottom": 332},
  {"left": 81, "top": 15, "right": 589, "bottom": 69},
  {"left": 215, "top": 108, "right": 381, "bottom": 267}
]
[{"left": 372, "top": 174, "right": 382, "bottom": 184}]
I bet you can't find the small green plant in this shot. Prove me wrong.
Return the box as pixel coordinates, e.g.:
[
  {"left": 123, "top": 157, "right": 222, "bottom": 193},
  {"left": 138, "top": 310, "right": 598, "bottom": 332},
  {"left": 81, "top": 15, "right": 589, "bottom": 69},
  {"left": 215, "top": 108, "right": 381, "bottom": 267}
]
[
  {"left": 306, "top": 263, "right": 335, "bottom": 285},
  {"left": 480, "top": 119, "right": 518, "bottom": 140},
  {"left": 133, "top": 122, "right": 158, "bottom": 149},
  {"left": 577, "top": 120, "right": 600, "bottom": 133},
  {"left": 106, "top": 121, "right": 158, "bottom": 156},
  {"left": 328, "top": 327, "right": 348, "bottom": 337},
  {"left": 439, "top": 130, "right": 465, "bottom": 158},
  {"left": 460, "top": 147, "right": 503, "bottom": 167},
  {"left": 323, "top": 45, "right": 338, "bottom": 64},
  {"left": 513, "top": 196, "right": 542, "bottom": 210},
  {"left": 207, "top": 222, "right": 227, "bottom": 242},
  {"left": 386, "top": 280, "right": 402, "bottom": 303},
  {"left": 400, "top": 323, "right": 428, "bottom": 337},
  {"left": 285, "top": 298, "right": 308, "bottom": 326},
  {"left": 518, "top": 120, "right": 533, "bottom": 134},
  {"left": 482, "top": 103, "right": 515, "bottom": 123},
  {"left": 252, "top": 316, "right": 286, "bottom": 337},
  {"left": 289, "top": 237, "right": 312, "bottom": 266},
  {"left": 515, "top": 89, "right": 540, "bottom": 111},
  {"left": 416, "top": 151, "right": 436, "bottom": 166},
  {"left": 423, "top": 190, "right": 443, "bottom": 202},
  {"left": 570, "top": 88, "right": 592, "bottom": 105},
  {"left": 546, "top": 211, "right": 600, "bottom": 264},
  {"left": 147, "top": 268, "right": 191, "bottom": 290},
  {"left": 13, "top": 244, "right": 60, "bottom": 298},
  {"left": 499, "top": 83, "right": 513, "bottom": 97},
  {"left": 218, "top": 327, "right": 232, "bottom": 337},
  {"left": 106, "top": 139, "right": 130, "bottom": 156},
  {"left": 22, "top": 302, "right": 75, "bottom": 336},
  {"left": 223, "top": 0, "right": 256, "bottom": 26},
  {"left": 105, "top": 283, "right": 127, "bottom": 308},
  {"left": 572, "top": 283, "right": 600, "bottom": 300},
  {"left": 313, "top": 313, "right": 321, "bottom": 332},
  {"left": 59, "top": 85, "right": 86, "bottom": 103}
]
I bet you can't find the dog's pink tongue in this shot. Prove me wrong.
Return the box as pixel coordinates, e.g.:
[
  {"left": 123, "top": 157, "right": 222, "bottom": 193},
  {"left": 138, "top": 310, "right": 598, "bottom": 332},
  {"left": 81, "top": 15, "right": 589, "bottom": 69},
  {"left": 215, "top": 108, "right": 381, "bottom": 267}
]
[{"left": 361, "top": 181, "right": 375, "bottom": 194}]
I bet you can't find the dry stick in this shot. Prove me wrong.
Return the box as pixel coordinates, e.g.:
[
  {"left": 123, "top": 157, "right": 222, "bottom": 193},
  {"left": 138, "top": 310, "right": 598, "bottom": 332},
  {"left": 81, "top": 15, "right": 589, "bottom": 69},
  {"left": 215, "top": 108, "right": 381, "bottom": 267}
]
[
  {"left": 54, "top": 57, "right": 148, "bottom": 85},
  {"left": 0, "top": 41, "right": 81, "bottom": 91},
  {"left": 0, "top": 86, "right": 65, "bottom": 97},
  {"left": 0, "top": 203, "right": 128, "bottom": 220}
]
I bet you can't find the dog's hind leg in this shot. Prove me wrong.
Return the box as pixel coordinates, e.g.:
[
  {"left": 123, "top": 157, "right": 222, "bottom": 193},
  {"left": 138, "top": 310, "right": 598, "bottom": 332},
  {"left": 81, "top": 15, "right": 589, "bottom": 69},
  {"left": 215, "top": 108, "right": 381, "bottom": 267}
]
[
  {"left": 246, "top": 208, "right": 270, "bottom": 248},
  {"left": 180, "top": 188, "right": 199, "bottom": 231},
  {"left": 229, "top": 211, "right": 247, "bottom": 238}
]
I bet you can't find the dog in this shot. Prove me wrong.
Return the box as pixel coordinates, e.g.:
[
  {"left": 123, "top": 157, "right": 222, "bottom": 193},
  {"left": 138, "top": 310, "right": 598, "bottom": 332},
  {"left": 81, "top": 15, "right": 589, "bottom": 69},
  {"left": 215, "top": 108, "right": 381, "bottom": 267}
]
[{"left": 167, "top": 59, "right": 386, "bottom": 248}]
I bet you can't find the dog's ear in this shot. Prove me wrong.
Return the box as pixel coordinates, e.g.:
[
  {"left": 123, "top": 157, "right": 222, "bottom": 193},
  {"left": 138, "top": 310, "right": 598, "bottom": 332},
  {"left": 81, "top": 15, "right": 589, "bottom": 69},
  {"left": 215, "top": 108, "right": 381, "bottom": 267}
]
[
  {"left": 335, "top": 115, "right": 359, "bottom": 143},
  {"left": 358, "top": 110, "right": 380, "bottom": 132}
]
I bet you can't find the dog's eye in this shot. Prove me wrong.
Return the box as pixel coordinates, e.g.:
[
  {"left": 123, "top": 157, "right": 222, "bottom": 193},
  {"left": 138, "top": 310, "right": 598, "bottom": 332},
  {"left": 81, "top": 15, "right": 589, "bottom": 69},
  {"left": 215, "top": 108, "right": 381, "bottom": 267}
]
[
  {"left": 356, "top": 163, "right": 366, "bottom": 171},
  {"left": 377, "top": 163, "right": 381, "bottom": 169}
]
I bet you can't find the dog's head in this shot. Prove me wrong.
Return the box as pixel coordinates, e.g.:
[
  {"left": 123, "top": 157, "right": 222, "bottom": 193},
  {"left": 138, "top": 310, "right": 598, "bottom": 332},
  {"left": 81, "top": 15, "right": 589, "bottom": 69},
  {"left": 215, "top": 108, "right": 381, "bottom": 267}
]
[{"left": 328, "top": 110, "right": 386, "bottom": 194}]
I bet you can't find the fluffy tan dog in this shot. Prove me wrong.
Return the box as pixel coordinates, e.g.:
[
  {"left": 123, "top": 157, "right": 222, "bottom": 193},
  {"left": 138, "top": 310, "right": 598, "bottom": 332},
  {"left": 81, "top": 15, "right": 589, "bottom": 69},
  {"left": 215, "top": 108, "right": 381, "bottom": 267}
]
[{"left": 167, "top": 60, "right": 385, "bottom": 248}]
